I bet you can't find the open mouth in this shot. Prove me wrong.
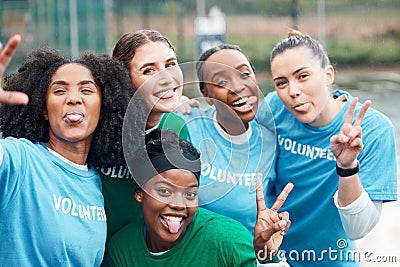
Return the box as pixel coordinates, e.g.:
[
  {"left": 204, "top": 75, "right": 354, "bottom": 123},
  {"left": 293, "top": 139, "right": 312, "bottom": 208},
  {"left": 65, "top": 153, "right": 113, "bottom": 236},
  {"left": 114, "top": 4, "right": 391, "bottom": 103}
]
[
  {"left": 231, "top": 95, "right": 257, "bottom": 113},
  {"left": 160, "top": 215, "right": 184, "bottom": 234}
]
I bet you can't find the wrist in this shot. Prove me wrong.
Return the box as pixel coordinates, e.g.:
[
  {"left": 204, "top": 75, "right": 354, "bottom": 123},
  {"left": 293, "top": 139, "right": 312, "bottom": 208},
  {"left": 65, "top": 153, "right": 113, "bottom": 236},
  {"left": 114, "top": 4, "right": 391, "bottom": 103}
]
[
  {"left": 336, "top": 160, "right": 358, "bottom": 169},
  {"left": 336, "top": 160, "right": 360, "bottom": 177},
  {"left": 257, "top": 250, "right": 281, "bottom": 264},
  {"left": 255, "top": 240, "right": 279, "bottom": 263}
]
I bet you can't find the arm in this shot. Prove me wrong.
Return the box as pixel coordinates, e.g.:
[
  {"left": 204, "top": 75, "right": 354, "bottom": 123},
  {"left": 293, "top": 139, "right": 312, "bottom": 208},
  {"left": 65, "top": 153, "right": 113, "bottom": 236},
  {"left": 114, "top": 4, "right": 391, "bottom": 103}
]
[
  {"left": 0, "top": 35, "right": 28, "bottom": 206},
  {"left": 253, "top": 180, "right": 293, "bottom": 263},
  {"left": 330, "top": 97, "right": 371, "bottom": 206},
  {"left": 330, "top": 97, "right": 368, "bottom": 205},
  {"left": 330, "top": 97, "right": 382, "bottom": 238},
  {"left": 333, "top": 190, "right": 382, "bottom": 240},
  {"left": 0, "top": 34, "right": 29, "bottom": 105}
]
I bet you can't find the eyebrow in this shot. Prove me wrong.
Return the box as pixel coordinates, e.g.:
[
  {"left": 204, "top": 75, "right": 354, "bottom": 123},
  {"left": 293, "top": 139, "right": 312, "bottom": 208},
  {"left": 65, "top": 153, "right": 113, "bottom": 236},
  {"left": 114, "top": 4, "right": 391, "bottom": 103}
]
[
  {"left": 139, "top": 56, "right": 177, "bottom": 71},
  {"left": 49, "top": 80, "right": 96, "bottom": 87},
  {"left": 210, "top": 63, "right": 250, "bottom": 81},
  {"left": 153, "top": 180, "right": 199, "bottom": 188},
  {"left": 273, "top": 66, "right": 309, "bottom": 82}
]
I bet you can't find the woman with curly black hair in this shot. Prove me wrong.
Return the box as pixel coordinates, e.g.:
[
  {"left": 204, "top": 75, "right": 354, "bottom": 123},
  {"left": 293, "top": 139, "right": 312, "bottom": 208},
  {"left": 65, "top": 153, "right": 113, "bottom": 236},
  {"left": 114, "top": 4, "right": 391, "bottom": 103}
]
[{"left": 0, "top": 35, "right": 133, "bottom": 266}]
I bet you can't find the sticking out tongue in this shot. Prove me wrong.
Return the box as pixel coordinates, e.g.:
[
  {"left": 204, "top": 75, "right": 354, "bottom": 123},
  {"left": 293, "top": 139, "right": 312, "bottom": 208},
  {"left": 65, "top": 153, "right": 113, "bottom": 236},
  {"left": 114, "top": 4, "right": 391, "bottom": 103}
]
[
  {"left": 165, "top": 217, "right": 182, "bottom": 234},
  {"left": 294, "top": 103, "right": 310, "bottom": 113},
  {"left": 66, "top": 114, "right": 83, "bottom": 122},
  {"left": 64, "top": 112, "right": 84, "bottom": 123}
]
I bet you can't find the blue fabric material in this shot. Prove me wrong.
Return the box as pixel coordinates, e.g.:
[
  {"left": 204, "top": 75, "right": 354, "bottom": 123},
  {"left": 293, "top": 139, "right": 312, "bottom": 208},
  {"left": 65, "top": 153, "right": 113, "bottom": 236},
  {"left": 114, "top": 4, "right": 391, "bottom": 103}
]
[
  {"left": 261, "top": 91, "right": 397, "bottom": 266},
  {"left": 181, "top": 106, "right": 277, "bottom": 233},
  {"left": 0, "top": 138, "right": 106, "bottom": 267}
]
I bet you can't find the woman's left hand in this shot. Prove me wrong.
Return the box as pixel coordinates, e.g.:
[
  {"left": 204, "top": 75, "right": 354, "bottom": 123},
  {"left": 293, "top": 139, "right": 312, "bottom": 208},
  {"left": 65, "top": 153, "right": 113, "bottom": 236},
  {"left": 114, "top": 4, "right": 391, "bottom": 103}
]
[{"left": 330, "top": 97, "right": 371, "bottom": 168}]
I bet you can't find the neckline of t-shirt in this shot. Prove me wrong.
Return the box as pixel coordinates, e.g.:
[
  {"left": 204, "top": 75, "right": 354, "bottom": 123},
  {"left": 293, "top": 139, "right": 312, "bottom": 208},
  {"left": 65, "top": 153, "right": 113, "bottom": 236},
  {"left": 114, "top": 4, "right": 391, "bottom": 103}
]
[
  {"left": 212, "top": 111, "right": 252, "bottom": 144},
  {"left": 41, "top": 143, "right": 89, "bottom": 171}
]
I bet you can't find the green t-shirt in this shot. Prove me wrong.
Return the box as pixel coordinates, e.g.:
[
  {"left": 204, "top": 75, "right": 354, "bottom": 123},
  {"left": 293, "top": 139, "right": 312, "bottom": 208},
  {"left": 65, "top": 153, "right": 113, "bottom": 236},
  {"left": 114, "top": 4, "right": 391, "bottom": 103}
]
[
  {"left": 100, "top": 112, "right": 188, "bottom": 241},
  {"left": 159, "top": 112, "right": 188, "bottom": 140},
  {"left": 103, "top": 208, "right": 257, "bottom": 267}
]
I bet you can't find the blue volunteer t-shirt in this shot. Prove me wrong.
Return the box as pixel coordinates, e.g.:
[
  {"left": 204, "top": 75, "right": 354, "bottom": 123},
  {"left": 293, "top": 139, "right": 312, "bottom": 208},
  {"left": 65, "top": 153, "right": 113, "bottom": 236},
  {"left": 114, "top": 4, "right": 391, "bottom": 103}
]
[
  {"left": 181, "top": 106, "right": 277, "bottom": 233},
  {"left": 0, "top": 138, "right": 106, "bottom": 266},
  {"left": 261, "top": 91, "right": 397, "bottom": 266}
]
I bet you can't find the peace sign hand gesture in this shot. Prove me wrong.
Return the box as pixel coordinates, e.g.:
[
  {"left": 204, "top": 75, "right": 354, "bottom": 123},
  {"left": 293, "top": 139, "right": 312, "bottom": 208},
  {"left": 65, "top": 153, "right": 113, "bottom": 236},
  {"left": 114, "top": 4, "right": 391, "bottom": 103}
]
[
  {"left": 330, "top": 97, "right": 371, "bottom": 168},
  {"left": 253, "top": 180, "right": 293, "bottom": 262},
  {"left": 0, "top": 34, "right": 29, "bottom": 105}
]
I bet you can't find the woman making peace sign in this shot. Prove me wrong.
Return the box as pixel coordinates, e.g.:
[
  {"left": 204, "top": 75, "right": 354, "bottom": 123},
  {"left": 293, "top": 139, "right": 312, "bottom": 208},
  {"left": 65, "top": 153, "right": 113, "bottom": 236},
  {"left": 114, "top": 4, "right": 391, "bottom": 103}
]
[{"left": 262, "top": 30, "right": 397, "bottom": 266}]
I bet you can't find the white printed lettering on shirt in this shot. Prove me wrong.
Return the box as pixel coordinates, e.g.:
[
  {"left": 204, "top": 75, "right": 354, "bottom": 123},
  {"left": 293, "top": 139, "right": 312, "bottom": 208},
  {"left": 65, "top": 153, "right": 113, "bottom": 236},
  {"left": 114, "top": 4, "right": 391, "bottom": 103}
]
[
  {"left": 98, "top": 165, "right": 132, "bottom": 179},
  {"left": 201, "top": 162, "right": 261, "bottom": 187},
  {"left": 278, "top": 135, "right": 336, "bottom": 161},
  {"left": 53, "top": 194, "right": 107, "bottom": 221}
]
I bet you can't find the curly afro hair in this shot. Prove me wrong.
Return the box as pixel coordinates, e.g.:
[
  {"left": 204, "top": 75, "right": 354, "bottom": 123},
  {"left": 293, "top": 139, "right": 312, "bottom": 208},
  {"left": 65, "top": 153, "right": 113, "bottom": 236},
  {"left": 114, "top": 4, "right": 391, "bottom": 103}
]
[{"left": 0, "top": 48, "right": 134, "bottom": 168}]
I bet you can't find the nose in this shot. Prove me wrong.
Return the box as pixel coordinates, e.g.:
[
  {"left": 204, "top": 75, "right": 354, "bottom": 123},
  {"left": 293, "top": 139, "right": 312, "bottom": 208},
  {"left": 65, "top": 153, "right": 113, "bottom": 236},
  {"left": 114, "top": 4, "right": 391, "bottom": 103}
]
[
  {"left": 157, "top": 68, "right": 174, "bottom": 85},
  {"left": 67, "top": 89, "right": 82, "bottom": 105},
  {"left": 288, "top": 82, "right": 301, "bottom": 98},
  {"left": 229, "top": 76, "right": 246, "bottom": 95},
  {"left": 168, "top": 193, "right": 186, "bottom": 210}
]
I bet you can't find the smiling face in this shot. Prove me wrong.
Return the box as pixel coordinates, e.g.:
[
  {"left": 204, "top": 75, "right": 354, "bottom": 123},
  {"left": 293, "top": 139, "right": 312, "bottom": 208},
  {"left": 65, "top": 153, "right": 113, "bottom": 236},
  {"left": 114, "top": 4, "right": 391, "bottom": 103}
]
[
  {"left": 202, "top": 49, "right": 259, "bottom": 132},
  {"left": 271, "top": 47, "right": 339, "bottom": 127},
  {"left": 44, "top": 63, "right": 102, "bottom": 146},
  {"left": 135, "top": 168, "right": 198, "bottom": 253},
  {"left": 129, "top": 41, "right": 183, "bottom": 117}
]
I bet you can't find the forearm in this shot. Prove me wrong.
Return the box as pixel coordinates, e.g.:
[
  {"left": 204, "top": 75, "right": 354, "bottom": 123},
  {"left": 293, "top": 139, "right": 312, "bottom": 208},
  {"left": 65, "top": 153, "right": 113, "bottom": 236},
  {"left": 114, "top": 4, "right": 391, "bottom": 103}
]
[
  {"left": 334, "top": 189, "right": 382, "bottom": 240},
  {"left": 336, "top": 160, "right": 363, "bottom": 206}
]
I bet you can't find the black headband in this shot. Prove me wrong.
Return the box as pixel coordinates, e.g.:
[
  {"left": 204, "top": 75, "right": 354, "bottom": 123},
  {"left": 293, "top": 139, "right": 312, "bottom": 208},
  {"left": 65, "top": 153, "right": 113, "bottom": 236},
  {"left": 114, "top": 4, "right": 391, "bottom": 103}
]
[{"left": 131, "top": 149, "right": 201, "bottom": 187}]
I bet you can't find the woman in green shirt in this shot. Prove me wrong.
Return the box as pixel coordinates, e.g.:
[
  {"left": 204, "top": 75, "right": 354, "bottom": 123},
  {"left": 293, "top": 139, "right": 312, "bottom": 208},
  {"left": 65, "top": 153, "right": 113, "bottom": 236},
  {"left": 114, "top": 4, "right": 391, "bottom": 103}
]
[{"left": 103, "top": 130, "right": 290, "bottom": 266}]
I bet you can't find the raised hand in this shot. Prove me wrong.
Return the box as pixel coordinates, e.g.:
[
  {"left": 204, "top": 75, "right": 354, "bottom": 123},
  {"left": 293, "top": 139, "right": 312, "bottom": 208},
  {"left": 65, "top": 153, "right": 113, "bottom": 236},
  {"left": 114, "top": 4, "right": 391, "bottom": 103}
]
[
  {"left": 0, "top": 34, "right": 29, "bottom": 105},
  {"left": 253, "top": 180, "right": 293, "bottom": 261},
  {"left": 175, "top": 95, "right": 199, "bottom": 114},
  {"left": 330, "top": 97, "right": 371, "bottom": 168}
]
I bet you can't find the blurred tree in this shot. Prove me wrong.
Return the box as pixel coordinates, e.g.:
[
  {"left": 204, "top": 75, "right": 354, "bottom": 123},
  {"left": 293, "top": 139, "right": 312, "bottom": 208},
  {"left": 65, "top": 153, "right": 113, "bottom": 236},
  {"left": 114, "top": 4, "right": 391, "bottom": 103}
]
[
  {"left": 31, "top": 0, "right": 107, "bottom": 55},
  {"left": 0, "top": 0, "right": 28, "bottom": 42},
  {"left": 1, "top": 0, "right": 28, "bottom": 9}
]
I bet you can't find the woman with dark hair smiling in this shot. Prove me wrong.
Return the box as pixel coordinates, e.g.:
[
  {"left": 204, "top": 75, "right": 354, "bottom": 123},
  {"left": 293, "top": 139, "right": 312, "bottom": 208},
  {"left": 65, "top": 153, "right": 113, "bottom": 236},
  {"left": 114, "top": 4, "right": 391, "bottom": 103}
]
[
  {"left": 100, "top": 30, "right": 189, "bottom": 242},
  {"left": 104, "top": 129, "right": 292, "bottom": 266},
  {"left": 0, "top": 34, "right": 133, "bottom": 266}
]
